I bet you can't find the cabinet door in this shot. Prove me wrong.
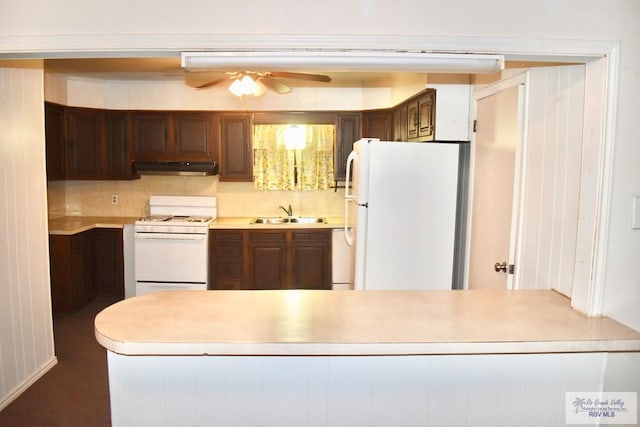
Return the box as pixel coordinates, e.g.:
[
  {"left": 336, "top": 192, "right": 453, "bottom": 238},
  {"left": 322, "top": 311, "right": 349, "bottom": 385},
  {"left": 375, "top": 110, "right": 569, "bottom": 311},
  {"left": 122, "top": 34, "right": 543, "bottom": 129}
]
[
  {"left": 335, "top": 113, "right": 361, "bottom": 181},
  {"left": 174, "top": 112, "right": 215, "bottom": 160},
  {"left": 407, "top": 101, "right": 419, "bottom": 140},
  {"left": 248, "top": 231, "right": 288, "bottom": 289},
  {"left": 363, "top": 110, "right": 393, "bottom": 140},
  {"left": 45, "top": 103, "right": 66, "bottom": 181},
  {"left": 93, "top": 228, "right": 124, "bottom": 298},
  {"left": 76, "top": 231, "right": 96, "bottom": 303},
  {"left": 291, "top": 230, "right": 332, "bottom": 290},
  {"left": 49, "top": 231, "right": 94, "bottom": 313},
  {"left": 134, "top": 113, "right": 170, "bottom": 160},
  {"left": 220, "top": 114, "right": 252, "bottom": 181},
  {"left": 393, "top": 104, "right": 408, "bottom": 142},
  {"left": 105, "top": 111, "right": 135, "bottom": 178},
  {"left": 66, "top": 108, "right": 102, "bottom": 179},
  {"left": 417, "top": 92, "right": 435, "bottom": 140},
  {"left": 210, "top": 230, "right": 246, "bottom": 290}
]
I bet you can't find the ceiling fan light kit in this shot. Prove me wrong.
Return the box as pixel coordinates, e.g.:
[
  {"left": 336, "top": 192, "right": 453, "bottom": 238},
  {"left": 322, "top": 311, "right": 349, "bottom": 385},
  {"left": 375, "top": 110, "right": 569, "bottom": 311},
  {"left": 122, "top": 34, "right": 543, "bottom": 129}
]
[{"left": 228, "top": 74, "right": 266, "bottom": 97}]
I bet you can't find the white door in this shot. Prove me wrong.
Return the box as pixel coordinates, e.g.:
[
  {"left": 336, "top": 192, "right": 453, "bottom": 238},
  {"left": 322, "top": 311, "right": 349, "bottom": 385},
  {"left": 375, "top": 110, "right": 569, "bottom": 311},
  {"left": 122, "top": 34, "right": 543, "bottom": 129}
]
[{"left": 467, "top": 80, "right": 525, "bottom": 290}]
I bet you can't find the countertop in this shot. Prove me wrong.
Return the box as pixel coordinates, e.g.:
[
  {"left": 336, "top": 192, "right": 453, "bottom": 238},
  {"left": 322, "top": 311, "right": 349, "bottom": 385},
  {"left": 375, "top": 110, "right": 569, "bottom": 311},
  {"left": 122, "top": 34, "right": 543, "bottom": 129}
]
[
  {"left": 48, "top": 216, "right": 139, "bottom": 235},
  {"left": 48, "top": 215, "right": 344, "bottom": 234},
  {"left": 94, "top": 289, "right": 640, "bottom": 356}
]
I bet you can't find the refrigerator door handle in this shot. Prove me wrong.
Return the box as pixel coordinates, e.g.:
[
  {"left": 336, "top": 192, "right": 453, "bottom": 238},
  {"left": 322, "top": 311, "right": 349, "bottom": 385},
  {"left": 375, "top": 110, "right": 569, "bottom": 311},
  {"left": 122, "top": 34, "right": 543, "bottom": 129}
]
[
  {"left": 344, "top": 150, "right": 356, "bottom": 246},
  {"left": 344, "top": 150, "right": 356, "bottom": 200},
  {"left": 344, "top": 199, "right": 356, "bottom": 246}
]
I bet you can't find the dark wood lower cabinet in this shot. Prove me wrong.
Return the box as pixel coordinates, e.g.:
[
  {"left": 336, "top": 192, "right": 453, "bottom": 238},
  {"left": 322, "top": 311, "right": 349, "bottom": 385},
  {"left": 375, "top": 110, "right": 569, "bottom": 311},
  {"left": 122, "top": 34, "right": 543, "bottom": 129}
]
[
  {"left": 209, "top": 230, "right": 246, "bottom": 290},
  {"left": 209, "top": 229, "right": 332, "bottom": 291},
  {"left": 93, "top": 228, "right": 125, "bottom": 298},
  {"left": 291, "top": 231, "right": 332, "bottom": 290},
  {"left": 49, "top": 228, "right": 124, "bottom": 313},
  {"left": 49, "top": 231, "right": 94, "bottom": 313},
  {"left": 248, "top": 231, "right": 288, "bottom": 290}
]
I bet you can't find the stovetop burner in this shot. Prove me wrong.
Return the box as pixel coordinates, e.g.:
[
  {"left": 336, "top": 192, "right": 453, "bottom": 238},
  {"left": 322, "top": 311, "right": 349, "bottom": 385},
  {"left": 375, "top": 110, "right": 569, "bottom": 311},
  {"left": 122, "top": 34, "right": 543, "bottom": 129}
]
[
  {"left": 136, "top": 215, "right": 213, "bottom": 224},
  {"left": 137, "top": 215, "right": 172, "bottom": 222}
]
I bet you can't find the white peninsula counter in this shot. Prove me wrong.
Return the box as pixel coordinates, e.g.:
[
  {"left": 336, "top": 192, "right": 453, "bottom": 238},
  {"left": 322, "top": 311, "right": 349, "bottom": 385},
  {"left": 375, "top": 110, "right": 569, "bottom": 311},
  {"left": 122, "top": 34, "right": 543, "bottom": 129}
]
[{"left": 95, "top": 290, "right": 640, "bottom": 426}]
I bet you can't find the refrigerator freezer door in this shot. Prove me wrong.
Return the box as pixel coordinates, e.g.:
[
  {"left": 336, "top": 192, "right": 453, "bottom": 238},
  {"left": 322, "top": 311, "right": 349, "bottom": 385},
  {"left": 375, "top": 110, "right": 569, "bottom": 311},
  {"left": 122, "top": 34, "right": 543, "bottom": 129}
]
[{"left": 361, "top": 141, "right": 460, "bottom": 290}]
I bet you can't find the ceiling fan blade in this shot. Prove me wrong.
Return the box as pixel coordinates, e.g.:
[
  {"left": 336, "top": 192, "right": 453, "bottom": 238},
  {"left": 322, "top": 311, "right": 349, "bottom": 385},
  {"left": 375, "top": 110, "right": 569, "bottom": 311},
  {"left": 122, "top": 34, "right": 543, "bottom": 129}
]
[
  {"left": 191, "top": 77, "right": 229, "bottom": 89},
  {"left": 258, "top": 77, "right": 292, "bottom": 94},
  {"left": 268, "top": 71, "right": 332, "bottom": 83}
]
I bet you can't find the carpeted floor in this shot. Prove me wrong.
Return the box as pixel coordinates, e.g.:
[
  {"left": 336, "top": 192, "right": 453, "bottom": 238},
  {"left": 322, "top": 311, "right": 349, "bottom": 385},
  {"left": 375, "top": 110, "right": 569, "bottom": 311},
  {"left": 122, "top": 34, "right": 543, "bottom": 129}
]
[{"left": 0, "top": 294, "right": 121, "bottom": 427}]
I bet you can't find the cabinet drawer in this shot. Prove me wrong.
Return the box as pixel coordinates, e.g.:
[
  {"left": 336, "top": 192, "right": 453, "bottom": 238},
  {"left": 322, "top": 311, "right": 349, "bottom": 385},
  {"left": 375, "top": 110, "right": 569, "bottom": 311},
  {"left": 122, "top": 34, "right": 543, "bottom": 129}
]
[
  {"left": 249, "top": 231, "right": 287, "bottom": 242},
  {"left": 213, "top": 242, "right": 243, "bottom": 258},
  {"left": 213, "top": 231, "right": 243, "bottom": 241},
  {"left": 213, "top": 261, "right": 244, "bottom": 277},
  {"left": 292, "top": 230, "right": 331, "bottom": 241}
]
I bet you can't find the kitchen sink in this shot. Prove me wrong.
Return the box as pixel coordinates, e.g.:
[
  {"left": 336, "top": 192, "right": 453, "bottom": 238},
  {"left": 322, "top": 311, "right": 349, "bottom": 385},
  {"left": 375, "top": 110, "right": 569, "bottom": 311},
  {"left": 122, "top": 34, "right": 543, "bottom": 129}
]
[{"left": 250, "top": 216, "right": 327, "bottom": 224}]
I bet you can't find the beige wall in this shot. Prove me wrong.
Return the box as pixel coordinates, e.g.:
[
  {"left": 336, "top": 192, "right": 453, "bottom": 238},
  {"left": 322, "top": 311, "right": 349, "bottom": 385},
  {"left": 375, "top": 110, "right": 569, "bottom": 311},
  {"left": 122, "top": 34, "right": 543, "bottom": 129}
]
[{"left": 48, "top": 177, "right": 345, "bottom": 218}]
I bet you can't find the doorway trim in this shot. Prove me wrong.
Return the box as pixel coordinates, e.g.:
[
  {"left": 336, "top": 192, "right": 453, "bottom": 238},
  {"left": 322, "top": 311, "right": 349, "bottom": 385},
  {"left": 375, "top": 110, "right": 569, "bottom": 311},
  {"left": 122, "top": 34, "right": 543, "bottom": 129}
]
[{"left": 1, "top": 34, "right": 619, "bottom": 316}]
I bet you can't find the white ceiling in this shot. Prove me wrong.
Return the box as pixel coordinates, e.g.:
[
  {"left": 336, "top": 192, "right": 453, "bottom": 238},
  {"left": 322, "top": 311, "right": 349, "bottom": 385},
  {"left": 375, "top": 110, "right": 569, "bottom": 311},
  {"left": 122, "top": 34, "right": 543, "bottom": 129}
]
[
  {"left": 43, "top": 57, "right": 571, "bottom": 92},
  {"left": 43, "top": 57, "right": 431, "bottom": 88}
]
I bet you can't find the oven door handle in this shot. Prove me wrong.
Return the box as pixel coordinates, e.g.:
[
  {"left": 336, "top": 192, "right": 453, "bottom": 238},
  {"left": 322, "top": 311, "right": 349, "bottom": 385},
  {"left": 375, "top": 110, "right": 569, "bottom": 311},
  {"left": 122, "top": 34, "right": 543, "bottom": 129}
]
[{"left": 135, "top": 233, "right": 206, "bottom": 241}]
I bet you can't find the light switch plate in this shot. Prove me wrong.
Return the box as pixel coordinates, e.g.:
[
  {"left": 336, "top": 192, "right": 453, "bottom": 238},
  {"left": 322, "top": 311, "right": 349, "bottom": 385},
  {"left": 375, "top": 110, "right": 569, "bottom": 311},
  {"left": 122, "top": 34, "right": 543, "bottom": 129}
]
[{"left": 633, "top": 195, "right": 640, "bottom": 229}]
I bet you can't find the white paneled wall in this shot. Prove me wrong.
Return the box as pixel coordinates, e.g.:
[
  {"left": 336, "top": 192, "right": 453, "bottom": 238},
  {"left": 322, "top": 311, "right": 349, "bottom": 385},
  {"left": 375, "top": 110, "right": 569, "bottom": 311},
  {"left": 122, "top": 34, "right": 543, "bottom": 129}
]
[
  {"left": 518, "top": 65, "right": 585, "bottom": 295},
  {"left": 107, "top": 352, "right": 614, "bottom": 427},
  {"left": 0, "top": 61, "right": 56, "bottom": 410}
]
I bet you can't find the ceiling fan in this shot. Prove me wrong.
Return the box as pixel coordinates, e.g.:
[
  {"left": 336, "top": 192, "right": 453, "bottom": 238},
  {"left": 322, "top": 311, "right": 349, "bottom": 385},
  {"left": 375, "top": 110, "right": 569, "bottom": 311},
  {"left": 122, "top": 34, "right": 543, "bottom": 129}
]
[{"left": 184, "top": 70, "right": 332, "bottom": 97}]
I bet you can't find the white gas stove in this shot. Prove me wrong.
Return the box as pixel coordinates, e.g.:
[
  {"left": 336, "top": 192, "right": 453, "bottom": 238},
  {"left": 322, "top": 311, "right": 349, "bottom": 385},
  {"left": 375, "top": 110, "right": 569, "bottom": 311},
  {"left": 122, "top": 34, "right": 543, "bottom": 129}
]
[{"left": 133, "top": 196, "right": 217, "bottom": 297}]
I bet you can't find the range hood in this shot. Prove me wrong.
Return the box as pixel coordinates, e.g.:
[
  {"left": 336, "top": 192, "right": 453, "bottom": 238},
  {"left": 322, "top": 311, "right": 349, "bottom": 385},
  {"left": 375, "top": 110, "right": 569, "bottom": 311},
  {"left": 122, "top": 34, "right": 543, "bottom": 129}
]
[{"left": 133, "top": 161, "right": 218, "bottom": 176}]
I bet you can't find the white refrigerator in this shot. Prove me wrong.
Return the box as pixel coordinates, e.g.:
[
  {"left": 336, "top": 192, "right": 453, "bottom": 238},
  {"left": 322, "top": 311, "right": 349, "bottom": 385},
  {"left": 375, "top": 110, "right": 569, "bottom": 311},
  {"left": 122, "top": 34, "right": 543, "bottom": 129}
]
[{"left": 344, "top": 139, "right": 469, "bottom": 290}]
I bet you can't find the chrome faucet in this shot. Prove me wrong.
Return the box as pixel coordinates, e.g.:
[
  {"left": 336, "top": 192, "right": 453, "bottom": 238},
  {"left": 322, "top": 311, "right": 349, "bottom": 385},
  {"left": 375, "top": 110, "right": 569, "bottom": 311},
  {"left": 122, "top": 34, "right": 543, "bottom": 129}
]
[{"left": 279, "top": 204, "right": 293, "bottom": 217}]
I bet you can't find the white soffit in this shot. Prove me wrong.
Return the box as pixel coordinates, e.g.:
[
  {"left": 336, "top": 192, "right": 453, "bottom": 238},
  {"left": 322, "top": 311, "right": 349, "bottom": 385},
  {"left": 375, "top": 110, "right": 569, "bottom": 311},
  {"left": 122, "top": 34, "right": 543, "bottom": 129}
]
[{"left": 181, "top": 51, "right": 505, "bottom": 74}]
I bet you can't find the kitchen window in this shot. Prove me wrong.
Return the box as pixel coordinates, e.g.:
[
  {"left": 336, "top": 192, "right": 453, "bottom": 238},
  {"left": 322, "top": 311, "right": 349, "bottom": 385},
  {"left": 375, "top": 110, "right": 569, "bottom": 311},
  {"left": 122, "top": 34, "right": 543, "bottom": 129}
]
[{"left": 253, "top": 124, "right": 335, "bottom": 190}]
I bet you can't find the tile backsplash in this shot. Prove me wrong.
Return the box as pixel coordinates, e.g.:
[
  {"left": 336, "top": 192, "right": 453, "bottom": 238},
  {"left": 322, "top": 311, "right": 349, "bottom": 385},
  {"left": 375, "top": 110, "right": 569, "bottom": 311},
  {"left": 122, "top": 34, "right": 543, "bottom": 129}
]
[{"left": 47, "top": 176, "right": 344, "bottom": 218}]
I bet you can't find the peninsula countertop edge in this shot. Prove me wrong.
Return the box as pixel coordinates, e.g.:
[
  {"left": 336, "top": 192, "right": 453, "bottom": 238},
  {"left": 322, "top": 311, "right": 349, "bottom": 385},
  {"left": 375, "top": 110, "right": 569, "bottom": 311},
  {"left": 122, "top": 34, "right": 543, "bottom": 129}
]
[{"left": 94, "top": 289, "right": 640, "bottom": 356}]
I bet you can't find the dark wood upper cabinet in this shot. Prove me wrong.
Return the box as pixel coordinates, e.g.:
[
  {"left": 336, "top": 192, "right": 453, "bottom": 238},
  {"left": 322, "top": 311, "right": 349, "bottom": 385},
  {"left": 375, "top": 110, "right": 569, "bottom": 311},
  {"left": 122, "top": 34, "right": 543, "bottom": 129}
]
[
  {"left": 46, "top": 88, "right": 437, "bottom": 181},
  {"left": 134, "top": 111, "right": 216, "bottom": 161},
  {"left": 220, "top": 114, "right": 252, "bottom": 182},
  {"left": 335, "top": 113, "right": 361, "bottom": 181},
  {"left": 66, "top": 107, "right": 102, "bottom": 179},
  {"left": 45, "top": 103, "right": 66, "bottom": 181},
  {"left": 105, "top": 111, "right": 135, "bottom": 179},
  {"left": 393, "top": 104, "right": 408, "bottom": 141},
  {"left": 406, "top": 89, "right": 436, "bottom": 142},
  {"left": 45, "top": 102, "right": 136, "bottom": 180},
  {"left": 133, "top": 112, "right": 170, "bottom": 159},
  {"left": 174, "top": 112, "right": 214, "bottom": 157},
  {"left": 362, "top": 110, "right": 393, "bottom": 140},
  {"left": 417, "top": 93, "right": 435, "bottom": 140}
]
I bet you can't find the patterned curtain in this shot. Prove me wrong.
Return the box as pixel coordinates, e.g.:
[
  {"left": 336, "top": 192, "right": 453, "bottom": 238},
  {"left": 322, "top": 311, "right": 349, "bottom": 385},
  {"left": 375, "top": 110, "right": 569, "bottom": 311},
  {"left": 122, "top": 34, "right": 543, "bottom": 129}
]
[{"left": 253, "top": 125, "right": 335, "bottom": 190}]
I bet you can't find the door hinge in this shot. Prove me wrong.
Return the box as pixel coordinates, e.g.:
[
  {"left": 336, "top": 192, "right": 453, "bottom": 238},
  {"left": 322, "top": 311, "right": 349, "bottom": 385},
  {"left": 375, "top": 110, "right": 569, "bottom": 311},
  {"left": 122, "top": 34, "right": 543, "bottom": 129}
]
[{"left": 473, "top": 119, "right": 478, "bottom": 133}]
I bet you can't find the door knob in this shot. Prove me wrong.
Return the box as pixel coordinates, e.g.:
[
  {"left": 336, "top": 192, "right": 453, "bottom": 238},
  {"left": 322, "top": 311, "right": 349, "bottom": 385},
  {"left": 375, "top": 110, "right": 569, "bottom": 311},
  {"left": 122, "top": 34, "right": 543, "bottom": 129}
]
[
  {"left": 494, "top": 262, "right": 514, "bottom": 274},
  {"left": 494, "top": 262, "right": 508, "bottom": 273}
]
